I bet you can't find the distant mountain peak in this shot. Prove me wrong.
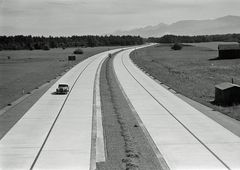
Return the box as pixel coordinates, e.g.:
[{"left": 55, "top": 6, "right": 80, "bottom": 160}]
[
  {"left": 113, "top": 15, "right": 240, "bottom": 38},
  {"left": 217, "top": 15, "right": 238, "bottom": 19}
]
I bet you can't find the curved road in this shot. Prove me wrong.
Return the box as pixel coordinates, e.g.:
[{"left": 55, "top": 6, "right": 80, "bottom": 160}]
[
  {"left": 1, "top": 45, "right": 240, "bottom": 170},
  {"left": 0, "top": 48, "right": 122, "bottom": 170},
  {"left": 113, "top": 48, "right": 240, "bottom": 170}
]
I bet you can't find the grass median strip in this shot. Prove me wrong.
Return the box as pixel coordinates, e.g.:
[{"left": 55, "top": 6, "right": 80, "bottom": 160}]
[{"left": 98, "top": 53, "right": 162, "bottom": 170}]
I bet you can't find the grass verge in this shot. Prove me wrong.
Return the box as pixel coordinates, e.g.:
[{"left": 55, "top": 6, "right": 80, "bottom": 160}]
[
  {"left": 0, "top": 46, "right": 120, "bottom": 109},
  {"left": 98, "top": 53, "right": 162, "bottom": 170},
  {"left": 130, "top": 44, "right": 240, "bottom": 120}
]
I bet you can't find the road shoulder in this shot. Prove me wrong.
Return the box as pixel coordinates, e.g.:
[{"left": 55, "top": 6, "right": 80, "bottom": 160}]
[
  {"left": 130, "top": 52, "right": 240, "bottom": 138},
  {"left": 0, "top": 75, "right": 60, "bottom": 139}
]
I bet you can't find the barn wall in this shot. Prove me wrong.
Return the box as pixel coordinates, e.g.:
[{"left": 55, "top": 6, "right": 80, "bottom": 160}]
[{"left": 219, "top": 50, "right": 240, "bottom": 59}]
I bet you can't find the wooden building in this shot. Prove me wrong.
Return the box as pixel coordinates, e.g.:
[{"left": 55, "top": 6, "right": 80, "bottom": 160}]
[
  {"left": 218, "top": 44, "right": 240, "bottom": 59},
  {"left": 215, "top": 82, "right": 240, "bottom": 106}
]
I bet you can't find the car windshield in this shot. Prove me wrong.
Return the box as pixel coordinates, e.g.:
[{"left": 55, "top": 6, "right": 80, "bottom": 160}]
[{"left": 59, "top": 84, "right": 68, "bottom": 87}]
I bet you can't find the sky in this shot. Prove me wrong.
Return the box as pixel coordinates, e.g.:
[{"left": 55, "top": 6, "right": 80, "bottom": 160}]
[{"left": 0, "top": 0, "right": 240, "bottom": 36}]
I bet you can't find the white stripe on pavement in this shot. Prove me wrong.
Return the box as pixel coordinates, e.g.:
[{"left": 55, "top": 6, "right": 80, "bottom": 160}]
[
  {"left": 0, "top": 56, "right": 94, "bottom": 170},
  {"left": 0, "top": 49, "right": 121, "bottom": 170},
  {"left": 33, "top": 49, "right": 121, "bottom": 170},
  {"left": 113, "top": 47, "right": 240, "bottom": 170}
]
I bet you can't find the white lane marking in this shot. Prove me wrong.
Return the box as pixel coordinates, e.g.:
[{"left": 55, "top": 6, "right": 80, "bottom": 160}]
[
  {"left": 113, "top": 48, "right": 238, "bottom": 170},
  {"left": 122, "top": 52, "right": 231, "bottom": 170},
  {"left": 95, "top": 57, "right": 106, "bottom": 163},
  {"left": 30, "top": 56, "right": 100, "bottom": 170},
  {"left": 126, "top": 48, "right": 240, "bottom": 169},
  {"left": 90, "top": 56, "right": 106, "bottom": 170},
  {"left": 32, "top": 49, "right": 121, "bottom": 170},
  {"left": 112, "top": 47, "right": 170, "bottom": 170},
  {"left": 0, "top": 49, "right": 121, "bottom": 170},
  {"left": 0, "top": 57, "right": 95, "bottom": 170},
  {"left": 91, "top": 49, "right": 123, "bottom": 170},
  {"left": 125, "top": 49, "right": 240, "bottom": 170}
]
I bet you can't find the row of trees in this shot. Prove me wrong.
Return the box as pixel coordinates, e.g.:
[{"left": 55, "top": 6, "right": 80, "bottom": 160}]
[
  {"left": 2, "top": 33, "right": 239, "bottom": 50},
  {"left": 148, "top": 34, "right": 240, "bottom": 43},
  {"left": 0, "top": 35, "right": 144, "bottom": 50}
]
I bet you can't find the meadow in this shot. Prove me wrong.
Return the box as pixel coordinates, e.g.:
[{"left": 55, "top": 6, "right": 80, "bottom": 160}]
[
  {"left": 131, "top": 43, "right": 240, "bottom": 120},
  {"left": 188, "top": 42, "right": 238, "bottom": 50},
  {"left": 0, "top": 47, "right": 118, "bottom": 109}
]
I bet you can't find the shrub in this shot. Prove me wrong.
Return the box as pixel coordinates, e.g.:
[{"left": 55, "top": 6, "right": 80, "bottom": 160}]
[
  {"left": 171, "top": 43, "right": 182, "bottom": 50},
  {"left": 42, "top": 45, "right": 50, "bottom": 50},
  {"left": 29, "top": 46, "right": 34, "bottom": 50},
  {"left": 73, "top": 48, "right": 84, "bottom": 54}
]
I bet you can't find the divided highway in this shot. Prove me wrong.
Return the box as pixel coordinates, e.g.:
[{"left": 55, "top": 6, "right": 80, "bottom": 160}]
[
  {"left": 113, "top": 48, "right": 240, "bottom": 170},
  {"left": 1, "top": 45, "right": 240, "bottom": 170},
  {"left": 0, "top": 48, "right": 122, "bottom": 170}
]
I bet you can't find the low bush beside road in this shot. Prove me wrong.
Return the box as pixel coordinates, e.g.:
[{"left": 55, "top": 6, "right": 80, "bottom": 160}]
[
  {"left": 73, "top": 48, "right": 84, "bottom": 54},
  {"left": 171, "top": 43, "right": 182, "bottom": 50}
]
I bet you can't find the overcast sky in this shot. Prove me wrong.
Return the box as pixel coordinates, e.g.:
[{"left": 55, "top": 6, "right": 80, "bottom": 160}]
[{"left": 0, "top": 0, "right": 240, "bottom": 36}]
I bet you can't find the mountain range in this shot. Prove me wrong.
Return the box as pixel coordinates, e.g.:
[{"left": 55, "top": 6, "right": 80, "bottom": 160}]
[{"left": 114, "top": 15, "right": 240, "bottom": 38}]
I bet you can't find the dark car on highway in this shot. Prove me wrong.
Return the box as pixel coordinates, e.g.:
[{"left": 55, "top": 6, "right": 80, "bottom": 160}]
[{"left": 56, "top": 84, "right": 69, "bottom": 94}]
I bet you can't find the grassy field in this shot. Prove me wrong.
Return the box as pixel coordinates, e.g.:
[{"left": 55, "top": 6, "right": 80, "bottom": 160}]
[
  {"left": 0, "top": 46, "right": 119, "bottom": 109},
  {"left": 187, "top": 42, "right": 238, "bottom": 50},
  {"left": 131, "top": 43, "right": 240, "bottom": 120}
]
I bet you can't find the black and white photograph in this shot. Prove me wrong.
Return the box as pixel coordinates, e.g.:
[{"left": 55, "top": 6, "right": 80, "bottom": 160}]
[{"left": 0, "top": 0, "right": 240, "bottom": 169}]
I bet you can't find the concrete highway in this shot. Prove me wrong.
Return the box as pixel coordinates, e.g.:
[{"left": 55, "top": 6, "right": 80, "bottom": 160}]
[
  {"left": 1, "top": 45, "right": 240, "bottom": 170},
  {"left": 113, "top": 48, "right": 240, "bottom": 170},
  {"left": 0, "top": 48, "right": 122, "bottom": 170}
]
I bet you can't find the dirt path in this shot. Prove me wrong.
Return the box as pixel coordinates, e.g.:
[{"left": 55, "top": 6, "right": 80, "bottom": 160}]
[{"left": 98, "top": 55, "right": 162, "bottom": 170}]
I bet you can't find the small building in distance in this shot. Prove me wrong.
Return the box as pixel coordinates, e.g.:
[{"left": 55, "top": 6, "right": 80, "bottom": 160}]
[
  {"left": 218, "top": 44, "right": 240, "bottom": 59},
  {"left": 215, "top": 82, "right": 240, "bottom": 106}
]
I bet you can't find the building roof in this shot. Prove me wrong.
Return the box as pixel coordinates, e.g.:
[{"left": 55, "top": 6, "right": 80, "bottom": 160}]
[
  {"left": 215, "top": 82, "right": 240, "bottom": 90},
  {"left": 218, "top": 44, "right": 240, "bottom": 50}
]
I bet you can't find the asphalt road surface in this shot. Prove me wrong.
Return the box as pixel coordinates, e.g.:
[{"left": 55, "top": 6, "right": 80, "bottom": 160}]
[{"left": 0, "top": 45, "right": 240, "bottom": 170}]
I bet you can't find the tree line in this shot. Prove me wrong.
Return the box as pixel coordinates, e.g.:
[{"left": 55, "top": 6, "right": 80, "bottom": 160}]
[
  {"left": 2, "top": 33, "right": 240, "bottom": 50},
  {"left": 147, "top": 34, "right": 240, "bottom": 43},
  {"left": 0, "top": 35, "right": 144, "bottom": 50}
]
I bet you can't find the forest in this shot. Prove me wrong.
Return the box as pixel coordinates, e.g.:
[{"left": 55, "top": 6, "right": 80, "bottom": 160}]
[
  {"left": 1, "top": 33, "right": 240, "bottom": 50},
  {"left": 0, "top": 35, "right": 144, "bottom": 50},
  {"left": 148, "top": 34, "right": 240, "bottom": 43}
]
